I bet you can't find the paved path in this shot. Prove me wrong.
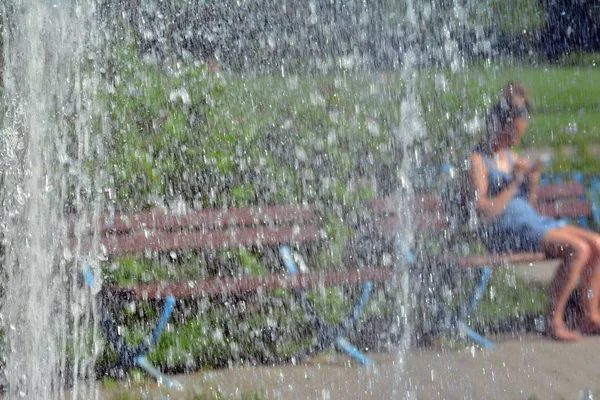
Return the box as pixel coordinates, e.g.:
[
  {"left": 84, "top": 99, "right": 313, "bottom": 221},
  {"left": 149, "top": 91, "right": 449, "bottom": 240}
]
[{"left": 104, "top": 332, "right": 600, "bottom": 400}]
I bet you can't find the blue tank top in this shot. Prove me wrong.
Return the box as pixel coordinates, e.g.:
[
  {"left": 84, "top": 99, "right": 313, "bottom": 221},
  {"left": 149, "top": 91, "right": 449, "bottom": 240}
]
[
  {"left": 477, "top": 150, "right": 566, "bottom": 252},
  {"left": 482, "top": 150, "right": 528, "bottom": 199}
]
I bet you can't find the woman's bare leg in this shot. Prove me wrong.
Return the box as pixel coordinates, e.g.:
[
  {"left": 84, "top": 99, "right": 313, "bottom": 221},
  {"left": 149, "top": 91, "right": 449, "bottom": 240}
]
[
  {"left": 542, "top": 227, "right": 592, "bottom": 341},
  {"left": 554, "top": 225, "right": 600, "bottom": 330}
]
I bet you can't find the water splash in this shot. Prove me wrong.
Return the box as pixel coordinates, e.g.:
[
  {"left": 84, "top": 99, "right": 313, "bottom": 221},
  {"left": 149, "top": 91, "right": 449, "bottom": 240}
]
[
  {"left": 391, "top": 0, "right": 478, "bottom": 397},
  {"left": 1, "top": 1, "right": 103, "bottom": 398}
]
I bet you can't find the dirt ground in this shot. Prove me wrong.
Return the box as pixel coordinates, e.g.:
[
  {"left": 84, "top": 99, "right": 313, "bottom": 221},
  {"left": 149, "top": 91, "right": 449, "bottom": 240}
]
[{"left": 101, "top": 332, "right": 600, "bottom": 400}]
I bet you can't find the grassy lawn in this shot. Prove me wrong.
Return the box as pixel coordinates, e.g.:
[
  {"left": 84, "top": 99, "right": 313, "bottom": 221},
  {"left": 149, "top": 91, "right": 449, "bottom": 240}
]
[
  {"left": 98, "top": 375, "right": 265, "bottom": 400},
  {"left": 473, "top": 66, "right": 600, "bottom": 151},
  {"left": 418, "top": 63, "right": 600, "bottom": 157}
]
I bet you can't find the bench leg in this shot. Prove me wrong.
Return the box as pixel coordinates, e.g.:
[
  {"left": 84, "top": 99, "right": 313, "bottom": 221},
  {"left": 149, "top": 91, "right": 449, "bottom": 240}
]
[
  {"left": 335, "top": 337, "right": 374, "bottom": 366},
  {"left": 279, "top": 246, "right": 374, "bottom": 365},
  {"left": 85, "top": 267, "right": 182, "bottom": 389},
  {"left": 457, "top": 266, "right": 494, "bottom": 349},
  {"left": 341, "top": 281, "right": 374, "bottom": 335},
  {"left": 456, "top": 321, "right": 495, "bottom": 349},
  {"left": 145, "top": 296, "right": 176, "bottom": 351},
  {"left": 136, "top": 356, "right": 183, "bottom": 390},
  {"left": 337, "top": 281, "right": 375, "bottom": 365}
]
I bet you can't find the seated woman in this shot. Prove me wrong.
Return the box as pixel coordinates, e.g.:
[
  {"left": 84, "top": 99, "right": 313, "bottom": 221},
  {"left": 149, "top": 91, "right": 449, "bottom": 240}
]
[{"left": 469, "top": 81, "right": 600, "bottom": 341}]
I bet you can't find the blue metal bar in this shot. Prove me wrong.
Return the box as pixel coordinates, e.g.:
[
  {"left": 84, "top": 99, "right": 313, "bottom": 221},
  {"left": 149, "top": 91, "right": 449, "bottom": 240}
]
[
  {"left": 150, "top": 296, "right": 176, "bottom": 347},
  {"left": 85, "top": 268, "right": 95, "bottom": 288},
  {"left": 455, "top": 266, "right": 494, "bottom": 348},
  {"left": 136, "top": 356, "right": 183, "bottom": 390},
  {"left": 590, "top": 179, "right": 600, "bottom": 226},
  {"left": 280, "top": 246, "right": 375, "bottom": 365},
  {"left": 335, "top": 337, "right": 374, "bottom": 366},
  {"left": 406, "top": 249, "right": 416, "bottom": 264},
  {"left": 132, "top": 296, "right": 177, "bottom": 360},
  {"left": 456, "top": 321, "right": 495, "bottom": 349},
  {"left": 341, "top": 282, "right": 373, "bottom": 335},
  {"left": 85, "top": 266, "right": 181, "bottom": 388},
  {"left": 279, "top": 246, "right": 299, "bottom": 274},
  {"left": 465, "top": 266, "right": 493, "bottom": 316}
]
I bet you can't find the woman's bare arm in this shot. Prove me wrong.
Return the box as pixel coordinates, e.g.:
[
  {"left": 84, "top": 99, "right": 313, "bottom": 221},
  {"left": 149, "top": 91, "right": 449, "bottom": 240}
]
[
  {"left": 525, "top": 161, "right": 543, "bottom": 206},
  {"left": 469, "top": 152, "right": 526, "bottom": 223},
  {"left": 509, "top": 151, "right": 543, "bottom": 205}
]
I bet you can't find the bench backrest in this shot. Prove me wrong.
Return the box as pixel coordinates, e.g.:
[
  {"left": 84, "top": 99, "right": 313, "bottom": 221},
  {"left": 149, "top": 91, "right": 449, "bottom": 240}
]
[
  {"left": 367, "top": 181, "right": 592, "bottom": 268},
  {"left": 368, "top": 181, "right": 592, "bottom": 238},
  {"left": 367, "top": 194, "right": 446, "bottom": 239},
  {"left": 87, "top": 205, "right": 319, "bottom": 257},
  {"left": 535, "top": 181, "right": 590, "bottom": 219},
  {"left": 88, "top": 204, "right": 396, "bottom": 301}
]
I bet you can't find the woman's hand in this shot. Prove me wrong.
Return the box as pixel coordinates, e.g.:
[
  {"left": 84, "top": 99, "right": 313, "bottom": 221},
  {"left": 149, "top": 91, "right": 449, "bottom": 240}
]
[
  {"left": 512, "top": 159, "right": 530, "bottom": 183},
  {"left": 528, "top": 160, "right": 544, "bottom": 181},
  {"left": 524, "top": 159, "right": 544, "bottom": 205}
]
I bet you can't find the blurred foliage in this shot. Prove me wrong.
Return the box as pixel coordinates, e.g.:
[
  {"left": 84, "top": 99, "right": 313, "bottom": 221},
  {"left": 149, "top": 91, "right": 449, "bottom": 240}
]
[
  {"left": 103, "top": 45, "right": 405, "bottom": 212},
  {"left": 473, "top": 0, "right": 546, "bottom": 34},
  {"left": 110, "top": 0, "right": 548, "bottom": 76},
  {"left": 102, "top": 45, "right": 600, "bottom": 211}
]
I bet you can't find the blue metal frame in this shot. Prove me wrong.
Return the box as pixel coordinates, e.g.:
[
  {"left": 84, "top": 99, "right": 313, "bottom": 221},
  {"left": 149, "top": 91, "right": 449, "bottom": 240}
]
[
  {"left": 591, "top": 178, "right": 600, "bottom": 227},
  {"left": 86, "top": 268, "right": 183, "bottom": 389},
  {"left": 406, "top": 244, "right": 496, "bottom": 349},
  {"left": 279, "top": 246, "right": 375, "bottom": 365},
  {"left": 456, "top": 266, "right": 495, "bottom": 349}
]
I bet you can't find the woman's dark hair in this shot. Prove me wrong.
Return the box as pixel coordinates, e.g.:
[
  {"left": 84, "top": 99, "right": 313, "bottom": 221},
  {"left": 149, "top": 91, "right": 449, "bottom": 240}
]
[{"left": 480, "top": 81, "right": 531, "bottom": 154}]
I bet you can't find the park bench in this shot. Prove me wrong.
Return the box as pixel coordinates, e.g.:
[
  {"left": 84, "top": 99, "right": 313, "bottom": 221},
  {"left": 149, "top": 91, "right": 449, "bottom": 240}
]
[
  {"left": 368, "top": 179, "right": 596, "bottom": 349},
  {"left": 80, "top": 176, "right": 596, "bottom": 388},
  {"left": 81, "top": 203, "right": 397, "bottom": 388}
]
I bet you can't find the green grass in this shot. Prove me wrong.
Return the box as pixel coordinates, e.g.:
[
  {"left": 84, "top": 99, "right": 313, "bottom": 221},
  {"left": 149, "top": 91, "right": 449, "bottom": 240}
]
[
  {"left": 475, "top": 268, "right": 549, "bottom": 329},
  {"left": 102, "top": 47, "right": 600, "bottom": 212},
  {"left": 410, "top": 61, "right": 600, "bottom": 174},
  {"left": 418, "top": 63, "right": 600, "bottom": 139},
  {"left": 526, "top": 111, "right": 600, "bottom": 148},
  {"left": 99, "top": 375, "right": 266, "bottom": 400}
]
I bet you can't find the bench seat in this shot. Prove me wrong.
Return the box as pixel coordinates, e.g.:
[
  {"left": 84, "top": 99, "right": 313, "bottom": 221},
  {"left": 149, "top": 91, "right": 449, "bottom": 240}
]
[{"left": 106, "top": 267, "right": 395, "bottom": 301}]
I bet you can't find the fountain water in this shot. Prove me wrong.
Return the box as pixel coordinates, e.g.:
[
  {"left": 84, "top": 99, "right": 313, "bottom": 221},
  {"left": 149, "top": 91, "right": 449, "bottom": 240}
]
[{"left": 1, "top": 1, "right": 102, "bottom": 398}]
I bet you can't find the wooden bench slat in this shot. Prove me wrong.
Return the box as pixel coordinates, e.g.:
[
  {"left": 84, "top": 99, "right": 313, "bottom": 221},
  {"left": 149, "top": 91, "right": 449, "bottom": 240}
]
[
  {"left": 101, "top": 225, "right": 320, "bottom": 256},
  {"left": 98, "top": 205, "right": 317, "bottom": 234},
  {"left": 368, "top": 182, "right": 591, "bottom": 269},
  {"left": 536, "top": 182, "right": 585, "bottom": 201},
  {"left": 375, "top": 216, "right": 448, "bottom": 238},
  {"left": 87, "top": 181, "right": 591, "bottom": 307},
  {"left": 536, "top": 200, "right": 591, "bottom": 219},
  {"left": 106, "top": 267, "right": 396, "bottom": 301},
  {"left": 451, "top": 252, "right": 547, "bottom": 268},
  {"left": 368, "top": 195, "right": 443, "bottom": 216}
]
